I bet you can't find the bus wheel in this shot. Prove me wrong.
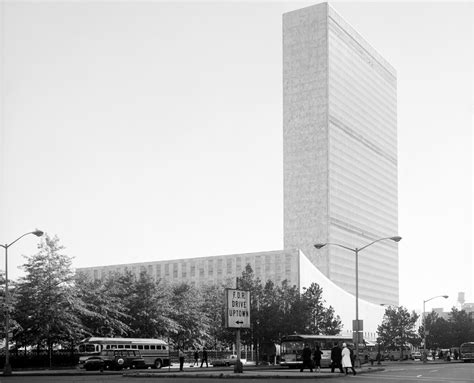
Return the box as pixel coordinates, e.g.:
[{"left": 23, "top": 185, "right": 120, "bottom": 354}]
[{"left": 154, "top": 359, "right": 163, "bottom": 369}]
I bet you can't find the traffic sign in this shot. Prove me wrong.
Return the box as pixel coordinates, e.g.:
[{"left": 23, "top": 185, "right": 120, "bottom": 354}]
[{"left": 225, "top": 289, "right": 251, "bottom": 328}]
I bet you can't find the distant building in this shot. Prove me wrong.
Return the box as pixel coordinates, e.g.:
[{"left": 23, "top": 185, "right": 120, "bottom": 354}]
[
  {"left": 432, "top": 308, "right": 450, "bottom": 321},
  {"left": 77, "top": 249, "right": 300, "bottom": 288},
  {"left": 462, "top": 302, "right": 474, "bottom": 313}
]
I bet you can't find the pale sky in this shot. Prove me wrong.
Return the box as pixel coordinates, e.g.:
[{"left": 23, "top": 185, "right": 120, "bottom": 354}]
[{"left": 0, "top": 1, "right": 472, "bottom": 314}]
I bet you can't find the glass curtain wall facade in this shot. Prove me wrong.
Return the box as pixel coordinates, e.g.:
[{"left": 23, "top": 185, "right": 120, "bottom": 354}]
[{"left": 283, "top": 3, "right": 399, "bottom": 305}]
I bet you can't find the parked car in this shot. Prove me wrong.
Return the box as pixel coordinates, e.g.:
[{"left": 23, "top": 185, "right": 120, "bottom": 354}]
[
  {"left": 412, "top": 351, "right": 422, "bottom": 360},
  {"left": 78, "top": 349, "right": 146, "bottom": 371},
  {"left": 212, "top": 355, "right": 247, "bottom": 367}
]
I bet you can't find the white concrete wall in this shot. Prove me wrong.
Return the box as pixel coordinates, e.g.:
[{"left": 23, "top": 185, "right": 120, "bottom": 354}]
[{"left": 298, "top": 249, "right": 384, "bottom": 338}]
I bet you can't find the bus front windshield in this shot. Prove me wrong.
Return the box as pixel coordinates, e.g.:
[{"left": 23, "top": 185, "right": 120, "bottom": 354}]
[
  {"left": 79, "top": 344, "right": 98, "bottom": 353},
  {"left": 281, "top": 341, "right": 304, "bottom": 354}
]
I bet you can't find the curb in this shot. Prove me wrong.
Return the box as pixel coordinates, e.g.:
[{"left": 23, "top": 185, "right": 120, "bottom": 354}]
[{"left": 124, "top": 367, "right": 385, "bottom": 379}]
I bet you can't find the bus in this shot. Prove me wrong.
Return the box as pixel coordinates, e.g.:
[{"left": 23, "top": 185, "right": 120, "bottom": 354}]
[
  {"left": 460, "top": 342, "right": 474, "bottom": 362},
  {"left": 280, "top": 334, "right": 362, "bottom": 368},
  {"left": 78, "top": 337, "right": 170, "bottom": 368}
]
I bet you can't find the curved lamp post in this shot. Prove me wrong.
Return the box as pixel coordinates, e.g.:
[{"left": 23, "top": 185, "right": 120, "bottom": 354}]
[
  {"left": 314, "top": 236, "right": 402, "bottom": 367},
  {"left": 1, "top": 230, "right": 44, "bottom": 375},
  {"left": 422, "top": 294, "right": 448, "bottom": 363}
]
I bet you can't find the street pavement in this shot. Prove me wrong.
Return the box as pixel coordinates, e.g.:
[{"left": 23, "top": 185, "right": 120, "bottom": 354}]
[{"left": 3, "top": 359, "right": 463, "bottom": 379}]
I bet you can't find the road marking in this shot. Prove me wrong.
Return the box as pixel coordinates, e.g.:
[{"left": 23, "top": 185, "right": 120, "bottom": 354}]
[{"left": 361, "top": 373, "right": 472, "bottom": 382}]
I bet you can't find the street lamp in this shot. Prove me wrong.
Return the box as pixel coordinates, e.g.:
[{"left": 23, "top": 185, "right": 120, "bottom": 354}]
[
  {"left": 422, "top": 294, "right": 448, "bottom": 363},
  {"left": 1, "top": 230, "right": 44, "bottom": 375},
  {"left": 314, "top": 236, "right": 402, "bottom": 368}
]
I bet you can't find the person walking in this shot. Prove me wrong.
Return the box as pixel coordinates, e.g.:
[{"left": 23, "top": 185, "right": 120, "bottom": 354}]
[
  {"left": 330, "top": 343, "right": 344, "bottom": 373},
  {"left": 313, "top": 345, "right": 323, "bottom": 372},
  {"left": 178, "top": 347, "right": 185, "bottom": 371},
  {"left": 300, "top": 343, "right": 313, "bottom": 372},
  {"left": 193, "top": 349, "right": 199, "bottom": 366},
  {"left": 341, "top": 343, "right": 356, "bottom": 376},
  {"left": 200, "top": 347, "right": 208, "bottom": 368}
]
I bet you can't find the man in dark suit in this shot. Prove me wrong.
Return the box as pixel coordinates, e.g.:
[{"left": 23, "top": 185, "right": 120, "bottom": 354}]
[
  {"left": 300, "top": 343, "right": 313, "bottom": 372},
  {"left": 330, "top": 342, "right": 344, "bottom": 373}
]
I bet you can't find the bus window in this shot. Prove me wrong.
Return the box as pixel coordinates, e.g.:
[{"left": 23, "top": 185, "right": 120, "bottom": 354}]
[
  {"left": 157, "top": 346, "right": 162, "bottom": 350},
  {"left": 80, "top": 344, "right": 97, "bottom": 353},
  {"left": 118, "top": 345, "right": 124, "bottom": 349},
  {"left": 138, "top": 345, "right": 143, "bottom": 350},
  {"left": 150, "top": 345, "right": 155, "bottom": 350},
  {"left": 131, "top": 345, "right": 137, "bottom": 349},
  {"left": 125, "top": 345, "right": 130, "bottom": 349},
  {"left": 144, "top": 345, "right": 149, "bottom": 350}
]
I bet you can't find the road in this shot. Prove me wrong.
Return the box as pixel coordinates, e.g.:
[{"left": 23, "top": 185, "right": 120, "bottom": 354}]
[
  {"left": 357, "top": 362, "right": 473, "bottom": 382},
  {"left": 0, "top": 363, "right": 472, "bottom": 383}
]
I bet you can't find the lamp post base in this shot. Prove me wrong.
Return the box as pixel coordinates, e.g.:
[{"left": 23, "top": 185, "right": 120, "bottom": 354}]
[{"left": 3, "top": 362, "right": 13, "bottom": 376}]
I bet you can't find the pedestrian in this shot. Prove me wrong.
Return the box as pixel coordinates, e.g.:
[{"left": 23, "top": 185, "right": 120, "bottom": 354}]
[
  {"left": 438, "top": 350, "right": 443, "bottom": 360},
  {"left": 300, "top": 343, "right": 313, "bottom": 372},
  {"left": 376, "top": 351, "right": 382, "bottom": 365},
  {"left": 193, "top": 349, "right": 199, "bottom": 366},
  {"left": 178, "top": 347, "right": 185, "bottom": 371},
  {"left": 200, "top": 347, "right": 208, "bottom": 368},
  {"left": 341, "top": 343, "right": 356, "bottom": 376},
  {"left": 313, "top": 345, "right": 323, "bottom": 372},
  {"left": 432, "top": 350, "right": 436, "bottom": 360},
  {"left": 330, "top": 342, "right": 344, "bottom": 373},
  {"left": 454, "top": 349, "right": 459, "bottom": 360}
]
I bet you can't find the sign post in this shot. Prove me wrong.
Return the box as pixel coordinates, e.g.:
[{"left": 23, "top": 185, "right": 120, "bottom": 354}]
[{"left": 225, "top": 288, "right": 250, "bottom": 373}]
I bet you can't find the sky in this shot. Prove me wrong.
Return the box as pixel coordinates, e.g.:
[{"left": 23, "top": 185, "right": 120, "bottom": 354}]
[{"left": 0, "top": 1, "right": 472, "bottom": 314}]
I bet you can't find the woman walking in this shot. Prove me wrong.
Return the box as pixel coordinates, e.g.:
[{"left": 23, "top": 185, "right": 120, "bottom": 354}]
[
  {"left": 341, "top": 343, "right": 356, "bottom": 376},
  {"left": 313, "top": 345, "right": 323, "bottom": 372}
]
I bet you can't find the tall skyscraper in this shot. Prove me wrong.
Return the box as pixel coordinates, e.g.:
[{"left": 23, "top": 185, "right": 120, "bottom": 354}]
[{"left": 283, "top": 3, "right": 399, "bottom": 305}]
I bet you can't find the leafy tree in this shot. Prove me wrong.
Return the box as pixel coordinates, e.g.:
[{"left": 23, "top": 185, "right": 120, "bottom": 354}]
[
  {"left": 200, "top": 284, "right": 229, "bottom": 349},
  {"left": 378, "top": 306, "right": 420, "bottom": 358},
  {"left": 128, "top": 272, "right": 178, "bottom": 339},
  {"left": 168, "top": 282, "right": 211, "bottom": 348},
  {"left": 300, "top": 283, "right": 342, "bottom": 335},
  {"left": 74, "top": 272, "right": 131, "bottom": 337},
  {"left": 449, "top": 308, "right": 474, "bottom": 347},
  {"left": 420, "top": 308, "right": 474, "bottom": 349},
  {"left": 13, "top": 234, "right": 88, "bottom": 363},
  {"left": 276, "top": 280, "right": 303, "bottom": 336}
]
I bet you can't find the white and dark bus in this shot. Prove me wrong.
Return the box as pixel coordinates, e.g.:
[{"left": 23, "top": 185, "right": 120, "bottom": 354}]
[
  {"left": 280, "top": 334, "right": 358, "bottom": 368},
  {"left": 460, "top": 342, "right": 474, "bottom": 362},
  {"left": 78, "top": 337, "right": 170, "bottom": 368}
]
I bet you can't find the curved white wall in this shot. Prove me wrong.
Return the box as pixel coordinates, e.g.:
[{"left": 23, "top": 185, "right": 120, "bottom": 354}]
[{"left": 298, "top": 249, "right": 384, "bottom": 339}]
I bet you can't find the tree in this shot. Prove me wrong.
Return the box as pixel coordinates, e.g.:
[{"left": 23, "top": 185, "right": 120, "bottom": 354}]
[
  {"left": 168, "top": 282, "right": 211, "bottom": 348},
  {"left": 449, "top": 308, "right": 474, "bottom": 347},
  {"left": 300, "top": 283, "right": 342, "bottom": 335},
  {"left": 420, "top": 308, "right": 474, "bottom": 350},
  {"left": 378, "top": 306, "right": 420, "bottom": 358},
  {"left": 200, "top": 284, "right": 229, "bottom": 350},
  {"left": 74, "top": 272, "right": 131, "bottom": 337},
  {"left": 13, "top": 234, "right": 88, "bottom": 364},
  {"left": 128, "top": 272, "right": 178, "bottom": 339}
]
